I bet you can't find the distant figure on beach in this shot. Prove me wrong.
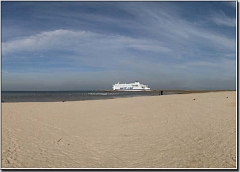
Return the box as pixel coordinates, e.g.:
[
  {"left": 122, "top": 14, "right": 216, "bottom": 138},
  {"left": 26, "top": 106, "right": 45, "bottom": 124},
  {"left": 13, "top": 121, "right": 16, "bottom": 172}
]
[{"left": 159, "top": 91, "right": 163, "bottom": 95}]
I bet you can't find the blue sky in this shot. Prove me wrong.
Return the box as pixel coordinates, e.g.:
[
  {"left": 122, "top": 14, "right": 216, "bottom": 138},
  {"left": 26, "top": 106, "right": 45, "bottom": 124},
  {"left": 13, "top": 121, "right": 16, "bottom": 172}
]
[{"left": 2, "top": 1, "right": 236, "bottom": 91}]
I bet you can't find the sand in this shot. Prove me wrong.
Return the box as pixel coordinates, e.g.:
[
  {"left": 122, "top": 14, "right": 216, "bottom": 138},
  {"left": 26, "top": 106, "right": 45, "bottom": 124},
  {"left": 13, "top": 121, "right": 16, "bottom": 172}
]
[{"left": 1, "top": 91, "right": 236, "bottom": 168}]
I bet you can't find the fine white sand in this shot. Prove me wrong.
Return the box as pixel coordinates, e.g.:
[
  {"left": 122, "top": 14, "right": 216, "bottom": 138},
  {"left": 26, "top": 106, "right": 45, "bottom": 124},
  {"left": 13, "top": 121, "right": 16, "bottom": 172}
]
[{"left": 2, "top": 91, "right": 236, "bottom": 168}]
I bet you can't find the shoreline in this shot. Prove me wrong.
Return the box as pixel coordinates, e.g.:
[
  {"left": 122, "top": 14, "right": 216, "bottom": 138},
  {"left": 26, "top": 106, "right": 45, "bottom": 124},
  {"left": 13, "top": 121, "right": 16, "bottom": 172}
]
[{"left": 1, "top": 90, "right": 235, "bottom": 103}]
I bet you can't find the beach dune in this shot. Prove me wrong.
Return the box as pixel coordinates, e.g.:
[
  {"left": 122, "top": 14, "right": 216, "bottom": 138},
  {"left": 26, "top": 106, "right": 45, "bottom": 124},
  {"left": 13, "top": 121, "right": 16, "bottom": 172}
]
[{"left": 2, "top": 91, "right": 236, "bottom": 168}]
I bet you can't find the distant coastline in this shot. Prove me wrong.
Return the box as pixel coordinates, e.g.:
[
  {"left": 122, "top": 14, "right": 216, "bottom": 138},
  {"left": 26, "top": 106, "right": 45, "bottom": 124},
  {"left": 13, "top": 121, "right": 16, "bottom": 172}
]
[{"left": 103, "top": 89, "right": 235, "bottom": 94}]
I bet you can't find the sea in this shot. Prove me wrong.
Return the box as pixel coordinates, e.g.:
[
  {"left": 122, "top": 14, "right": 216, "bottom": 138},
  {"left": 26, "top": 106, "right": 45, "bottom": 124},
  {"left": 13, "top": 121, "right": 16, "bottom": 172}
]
[{"left": 1, "top": 91, "right": 174, "bottom": 103}]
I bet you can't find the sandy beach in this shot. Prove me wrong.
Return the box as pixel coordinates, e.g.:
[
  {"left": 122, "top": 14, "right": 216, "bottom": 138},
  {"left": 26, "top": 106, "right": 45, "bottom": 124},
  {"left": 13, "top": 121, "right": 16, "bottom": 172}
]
[{"left": 2, "top": 91, "right": 236, "bottom": 168}]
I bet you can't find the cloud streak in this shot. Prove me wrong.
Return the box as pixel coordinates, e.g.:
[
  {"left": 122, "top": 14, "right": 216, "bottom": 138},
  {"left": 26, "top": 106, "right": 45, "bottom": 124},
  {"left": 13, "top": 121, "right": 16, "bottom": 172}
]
[
  {"left": 211, "top": 10, "right": 236, "bottom": 27},
  {"left": 2, "top": 29, "right": 175, "bottom": 73}
]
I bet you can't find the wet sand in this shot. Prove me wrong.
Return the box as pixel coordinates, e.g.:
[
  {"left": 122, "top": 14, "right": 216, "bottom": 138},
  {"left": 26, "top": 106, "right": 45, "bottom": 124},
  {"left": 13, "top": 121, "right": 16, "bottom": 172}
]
[{"left": 2, "top": 91, "right": 236, "bottom": 168}]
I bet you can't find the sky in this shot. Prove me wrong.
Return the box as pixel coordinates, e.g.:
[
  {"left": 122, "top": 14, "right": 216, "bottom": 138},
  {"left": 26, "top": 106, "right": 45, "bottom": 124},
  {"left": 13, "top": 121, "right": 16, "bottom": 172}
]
[{"left": 1, "top": 1, "right": 237, "bottom": 91}]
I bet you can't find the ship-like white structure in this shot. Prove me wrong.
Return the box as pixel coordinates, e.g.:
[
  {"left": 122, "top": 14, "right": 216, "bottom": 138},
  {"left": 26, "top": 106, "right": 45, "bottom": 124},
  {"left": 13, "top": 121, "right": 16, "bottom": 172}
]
[{"left": 112, "top": 81, "right": 150, "bottom": 91}]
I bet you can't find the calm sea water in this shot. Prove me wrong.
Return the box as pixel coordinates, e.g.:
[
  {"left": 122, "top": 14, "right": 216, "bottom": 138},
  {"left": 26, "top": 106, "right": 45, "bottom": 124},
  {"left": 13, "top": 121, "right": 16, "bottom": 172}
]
[{"left": 1, "top": 91, "right": 173, "bottom": 102}]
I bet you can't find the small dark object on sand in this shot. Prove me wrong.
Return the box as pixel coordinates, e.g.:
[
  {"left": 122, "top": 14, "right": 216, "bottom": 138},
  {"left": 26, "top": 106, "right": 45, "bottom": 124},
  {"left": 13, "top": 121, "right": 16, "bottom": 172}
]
[
  {"left": 226, "top": 97, "right": 228, "bottom": 98},
  {"left": 62, "top": 100, "right": 65, "bottom": 102},
  {"left": 57, "top": 138, "right": 62, "bottom": 142},
  {"left": 193, "top": 99, "right": 196, "bottom": 100}
]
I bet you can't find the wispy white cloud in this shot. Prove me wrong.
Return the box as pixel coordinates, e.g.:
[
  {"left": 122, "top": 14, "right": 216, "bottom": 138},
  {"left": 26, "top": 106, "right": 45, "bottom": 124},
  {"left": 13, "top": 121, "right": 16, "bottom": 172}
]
[
  {"left": 224, "top": 1, "right": 236, "bottom": 8},
  {"left": 2, "top": 29, "right": 176, "bottom": 77},
  {"left": 187, "top": 61, "right": 218, "bottom": 67},
  {"left": 127, "top": 44, "right": 172, "bottom": 53},
  {"left": 2, "top": 29, "right": 172, "bottom": 59},
  {"left": 120, "top": 3, "right": 236, "bottom": 55},
  {"left": 3, "top": 3, "right": 236, "bottom": 57},
  {"left": 2, "top": 30, "right": 95, "bottom": 55},
  {"left": 211, "top": 10, "right": 236, "bottom": 27}
]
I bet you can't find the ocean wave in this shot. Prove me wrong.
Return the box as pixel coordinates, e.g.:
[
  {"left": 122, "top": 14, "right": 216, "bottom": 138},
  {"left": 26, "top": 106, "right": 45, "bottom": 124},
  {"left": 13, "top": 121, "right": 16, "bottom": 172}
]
[{"left": 87, "top": 93, "right": 119, "bottom": 96}]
